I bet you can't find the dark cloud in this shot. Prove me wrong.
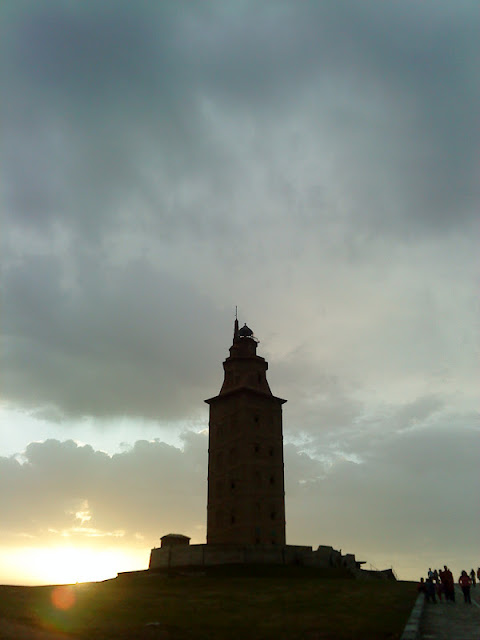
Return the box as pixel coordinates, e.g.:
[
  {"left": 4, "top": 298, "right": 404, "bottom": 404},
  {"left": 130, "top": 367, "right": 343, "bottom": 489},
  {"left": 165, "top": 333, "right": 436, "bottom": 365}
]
[
  {"left": 3, "top": 0, "right": 478, "bottom": 248},
  {"left": 3, "top": 253, "right": 231, "bottom": 419},
  {"left": 285, "top": 413, "right": 480, "bottom": 562}
]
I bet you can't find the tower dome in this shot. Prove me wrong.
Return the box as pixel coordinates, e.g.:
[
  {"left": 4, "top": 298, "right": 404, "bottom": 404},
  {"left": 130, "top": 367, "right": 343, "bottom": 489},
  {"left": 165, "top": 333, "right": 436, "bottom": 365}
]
[{"left": 238, "top": 323, "right": 254, "bottom": 338}]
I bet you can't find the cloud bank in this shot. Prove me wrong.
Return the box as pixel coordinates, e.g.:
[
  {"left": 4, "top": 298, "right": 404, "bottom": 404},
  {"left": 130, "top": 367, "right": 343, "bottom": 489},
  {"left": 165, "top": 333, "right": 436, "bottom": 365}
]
[{"left": 2, "top": 0, "right": 478, "bottom": 581}]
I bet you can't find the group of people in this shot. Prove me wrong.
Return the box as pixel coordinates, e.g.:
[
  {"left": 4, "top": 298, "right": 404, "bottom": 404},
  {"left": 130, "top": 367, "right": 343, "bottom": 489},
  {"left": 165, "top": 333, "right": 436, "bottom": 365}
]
[{"left": 418, "top": 566, "right": 479, "bottom": 604}]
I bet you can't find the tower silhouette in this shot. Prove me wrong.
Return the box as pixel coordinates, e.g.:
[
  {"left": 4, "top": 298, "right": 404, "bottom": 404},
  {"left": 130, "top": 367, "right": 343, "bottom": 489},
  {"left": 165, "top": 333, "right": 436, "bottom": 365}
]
[{"left": 205, "top": 319, "right": 286, "bottom": 545}]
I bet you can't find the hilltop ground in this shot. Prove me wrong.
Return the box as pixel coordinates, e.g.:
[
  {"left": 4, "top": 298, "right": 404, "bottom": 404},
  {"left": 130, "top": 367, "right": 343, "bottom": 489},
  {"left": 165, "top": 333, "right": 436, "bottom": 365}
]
[{"left": 0, "top": 565, "right": 416, "bottom": 640}]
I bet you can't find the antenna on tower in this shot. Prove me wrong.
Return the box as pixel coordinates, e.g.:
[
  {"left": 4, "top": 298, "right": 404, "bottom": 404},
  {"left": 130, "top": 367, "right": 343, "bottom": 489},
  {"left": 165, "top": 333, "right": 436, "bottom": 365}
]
[{"left": 234, "top": 306, "right": 239, "bottom": 341}]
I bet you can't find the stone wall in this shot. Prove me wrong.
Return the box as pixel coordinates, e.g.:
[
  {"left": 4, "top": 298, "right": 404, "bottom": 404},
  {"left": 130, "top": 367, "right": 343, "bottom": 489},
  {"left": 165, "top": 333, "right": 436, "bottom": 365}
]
[{"left": 149, "top": 543, "right": 362, "bottom": 571}]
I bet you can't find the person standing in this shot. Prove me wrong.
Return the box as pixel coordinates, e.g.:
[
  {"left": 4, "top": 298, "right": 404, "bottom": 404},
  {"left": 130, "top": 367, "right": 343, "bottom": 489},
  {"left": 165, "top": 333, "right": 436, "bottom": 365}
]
[
  {"left": 436, "top": 576, "right": 444, "bottom": 602},
  {"left": 469, "top": 569, "right": 476, "bottom": 587},
  {"left": 418, "top": 577, "right": 426, "bottom": 595},
  {"left": 459, "top": 570, "right": 472, "bottom": 604},
  {"left": 441, "top": 566, "right": 455, "bottom": 602},
  {"left": 425, "top": 577, "right": 437, "bottom": 603}
]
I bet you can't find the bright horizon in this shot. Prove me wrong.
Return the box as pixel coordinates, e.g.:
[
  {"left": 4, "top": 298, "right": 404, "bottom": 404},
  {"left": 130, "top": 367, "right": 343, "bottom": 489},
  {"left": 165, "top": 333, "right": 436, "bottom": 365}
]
[
  {"left": 2, "top": 1, "right": 478, "bottom": 588},
  {"left": 0, "top": 490, "right": 476, "bottom": 587},
  {"left": 0, "top": 546, "right": 146, "bottom": 587},
  {"left": 0, "top": 542, "right": 476, "bottom": 587}
]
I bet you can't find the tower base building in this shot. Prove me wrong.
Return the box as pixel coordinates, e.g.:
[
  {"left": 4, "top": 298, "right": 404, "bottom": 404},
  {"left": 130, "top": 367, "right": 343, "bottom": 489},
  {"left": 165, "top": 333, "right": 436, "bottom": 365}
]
[{"left": 149, "top": 541, "right": 362, "bottom": 572}]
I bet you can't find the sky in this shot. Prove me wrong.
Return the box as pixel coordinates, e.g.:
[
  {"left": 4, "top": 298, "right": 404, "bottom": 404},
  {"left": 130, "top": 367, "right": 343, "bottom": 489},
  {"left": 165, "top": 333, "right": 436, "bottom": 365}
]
[{"left": 1, "top": 0, "right": 479, "bottom": 585}]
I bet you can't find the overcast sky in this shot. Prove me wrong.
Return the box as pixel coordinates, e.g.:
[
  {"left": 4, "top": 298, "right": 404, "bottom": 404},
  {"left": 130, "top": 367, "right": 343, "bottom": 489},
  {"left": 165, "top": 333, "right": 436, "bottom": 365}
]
[{"left": 1, "top": 0, "right": 479, "bottom": 585}]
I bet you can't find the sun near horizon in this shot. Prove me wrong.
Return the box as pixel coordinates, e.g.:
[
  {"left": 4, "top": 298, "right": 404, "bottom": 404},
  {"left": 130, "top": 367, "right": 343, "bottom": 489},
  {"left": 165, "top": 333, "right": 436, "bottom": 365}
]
[{"left": 0, "top": 545, "right": 148, "bottom": 586}]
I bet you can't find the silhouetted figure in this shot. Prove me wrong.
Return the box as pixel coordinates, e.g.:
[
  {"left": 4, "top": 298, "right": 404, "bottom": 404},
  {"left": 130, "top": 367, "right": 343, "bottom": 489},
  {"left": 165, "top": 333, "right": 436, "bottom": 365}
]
[
  {"left": 436, "top": 579, "right": 444, "bottom": 601},
  {"left": 459, "top": 570, "right": 472, "bottom": 603},
  {"left": 469, "top": 569, "right": 476, "bottom": 587},
  {"left": 425, "top": 577, "right": 437, "bottom": 603},
  {"left": 440, "top": 566, "right": 455, "bottom": 602},
  {"left": 418, "top": 577, "right": 426, "bottom": 595}
]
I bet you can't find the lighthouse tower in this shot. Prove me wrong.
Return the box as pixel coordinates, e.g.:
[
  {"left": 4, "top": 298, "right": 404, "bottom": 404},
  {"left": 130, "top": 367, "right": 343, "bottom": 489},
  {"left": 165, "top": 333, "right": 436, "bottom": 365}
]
[
  {"left": 205, "top": 319, "right": 286, "bottom": 546},
  {"left": 149, "top": 318, "right": 365, "bottom": 572}
]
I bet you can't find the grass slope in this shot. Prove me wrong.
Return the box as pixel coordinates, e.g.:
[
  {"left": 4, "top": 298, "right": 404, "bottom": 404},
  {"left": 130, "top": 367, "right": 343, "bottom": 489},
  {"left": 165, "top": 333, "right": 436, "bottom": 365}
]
[{"left": 0, "top": 566, "right": 416, "bottom": 640}]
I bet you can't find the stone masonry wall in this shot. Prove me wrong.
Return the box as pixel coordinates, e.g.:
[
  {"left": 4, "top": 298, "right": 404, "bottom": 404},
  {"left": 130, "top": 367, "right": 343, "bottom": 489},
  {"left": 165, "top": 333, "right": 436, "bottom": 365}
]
[{"left": 148, "top": 543, "right": 360, "bottom": 571}]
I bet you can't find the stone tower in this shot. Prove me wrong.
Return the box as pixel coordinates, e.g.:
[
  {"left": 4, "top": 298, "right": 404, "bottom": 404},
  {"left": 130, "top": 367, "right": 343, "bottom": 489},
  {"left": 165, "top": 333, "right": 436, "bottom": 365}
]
[{"left": 205, "top": 319, "right": 286, "bottom": 545}]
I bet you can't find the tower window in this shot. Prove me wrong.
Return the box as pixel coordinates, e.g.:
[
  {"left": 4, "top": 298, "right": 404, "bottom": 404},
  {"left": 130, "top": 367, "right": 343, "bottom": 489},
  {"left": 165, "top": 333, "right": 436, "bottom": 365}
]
[
  {"left": 268, "top": 446, "right": 274, "bottom": 456},
  {"left": 270, "top": 511, "right": 276, "bottom": 520},
  {"left": 254, "top": 414, "right": 260, "bottom": 426},
  {"left": 231, "top": 515, "right": 236, "bottom": 524},
  {"left": 230, "top": 480, "right": 236, "bottom": 490},
  {"left": 269, "top": 475, "right": 275, "bottom": 485},
  {"left": 254, "top": 444, "right": 260, "bottom": 454}
]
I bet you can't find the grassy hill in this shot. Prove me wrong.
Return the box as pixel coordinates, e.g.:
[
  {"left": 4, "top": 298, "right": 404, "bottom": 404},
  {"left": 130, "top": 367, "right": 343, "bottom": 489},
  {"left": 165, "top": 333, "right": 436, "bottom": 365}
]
[{"left": 0, "top": 566, "right": 416, "bottom": 639}]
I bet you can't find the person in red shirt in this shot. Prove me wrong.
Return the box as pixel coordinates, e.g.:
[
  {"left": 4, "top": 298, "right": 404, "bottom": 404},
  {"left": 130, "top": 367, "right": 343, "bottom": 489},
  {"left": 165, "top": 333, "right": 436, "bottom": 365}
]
[
  {"left": 459, "top": 570, "right": 472, "bottom": 604},
  {"left": 441, "top": 566, "right": 455, "bottom": 602}
]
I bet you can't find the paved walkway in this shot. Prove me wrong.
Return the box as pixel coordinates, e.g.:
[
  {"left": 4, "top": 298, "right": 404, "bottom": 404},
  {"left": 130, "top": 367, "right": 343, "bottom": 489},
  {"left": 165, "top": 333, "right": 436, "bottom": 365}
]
[{"left": 420, "top": 586, "right": 480, "bottom": 640}]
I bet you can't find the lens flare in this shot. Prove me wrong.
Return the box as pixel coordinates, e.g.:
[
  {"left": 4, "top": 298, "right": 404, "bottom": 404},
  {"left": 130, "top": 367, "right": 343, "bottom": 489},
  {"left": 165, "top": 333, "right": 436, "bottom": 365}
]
[{"left": 51, "top": 585, "right": 76, "bottom": 610}]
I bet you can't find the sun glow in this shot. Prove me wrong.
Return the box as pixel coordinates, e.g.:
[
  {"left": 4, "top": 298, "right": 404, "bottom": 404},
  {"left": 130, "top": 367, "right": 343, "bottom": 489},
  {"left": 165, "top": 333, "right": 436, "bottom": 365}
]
[{"left": 0, "top": 545, "right": 147, "bottom": 585}]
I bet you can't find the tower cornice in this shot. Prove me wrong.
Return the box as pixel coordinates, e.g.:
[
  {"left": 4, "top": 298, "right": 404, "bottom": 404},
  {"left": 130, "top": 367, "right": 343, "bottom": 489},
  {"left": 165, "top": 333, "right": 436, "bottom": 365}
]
[{"left": 205, "top": 387, "right": 287, "bottom": 405}]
